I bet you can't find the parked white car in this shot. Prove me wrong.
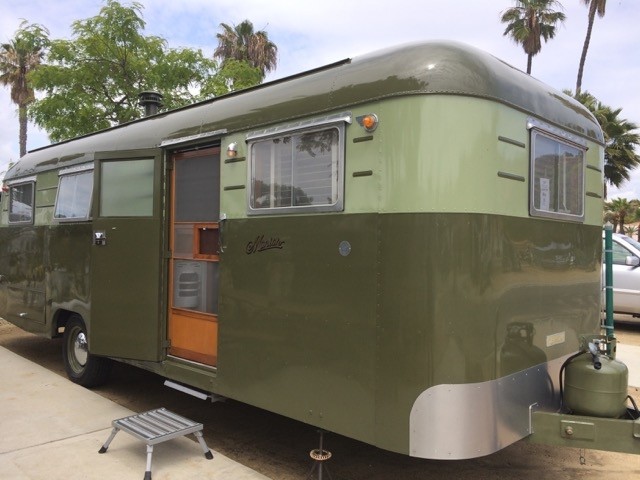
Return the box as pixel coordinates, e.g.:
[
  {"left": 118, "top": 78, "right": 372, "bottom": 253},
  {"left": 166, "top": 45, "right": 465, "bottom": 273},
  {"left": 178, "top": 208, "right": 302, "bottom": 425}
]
[{"left": 605, "top": 232, "right": 640, "bottom": 317}]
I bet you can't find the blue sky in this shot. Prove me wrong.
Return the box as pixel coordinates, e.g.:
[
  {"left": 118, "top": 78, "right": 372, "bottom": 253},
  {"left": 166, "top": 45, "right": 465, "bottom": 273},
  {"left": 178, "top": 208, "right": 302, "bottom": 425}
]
[{"left": 1, "top": 0, "right": 639, "bottom": 199}]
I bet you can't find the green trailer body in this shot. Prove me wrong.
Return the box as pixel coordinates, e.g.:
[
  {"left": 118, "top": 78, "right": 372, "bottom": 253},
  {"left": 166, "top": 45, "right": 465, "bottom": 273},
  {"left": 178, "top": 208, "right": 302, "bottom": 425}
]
[{"left": 0, "top": 41, "right": 609, "bottom": 458}]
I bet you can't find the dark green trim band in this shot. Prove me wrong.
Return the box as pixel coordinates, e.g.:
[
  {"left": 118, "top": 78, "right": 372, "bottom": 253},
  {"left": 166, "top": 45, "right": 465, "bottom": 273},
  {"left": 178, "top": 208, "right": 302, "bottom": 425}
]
[
  {"left": 353, "top": 136, "right": 374, "bottom": 143},
  {"left": 586, "top": 191, "right": 602, "bottom": 199},
  {"left": 498, "top": 136, "right": 526, "bottom": 148},
  {"left": 223, "top": 185, "right": 246, "bottom": 191},
  {"left": 497, "top": 171, "right": 525, "bottom": 182},
  {"left": 224, "top": 156, "right": 246, "bottom": 164},
  {"left": 353, "top": 170, "right": 374, "bottom": 177},
  {"left": 586, "top": 164, "right": 602, "bottom": 173}
]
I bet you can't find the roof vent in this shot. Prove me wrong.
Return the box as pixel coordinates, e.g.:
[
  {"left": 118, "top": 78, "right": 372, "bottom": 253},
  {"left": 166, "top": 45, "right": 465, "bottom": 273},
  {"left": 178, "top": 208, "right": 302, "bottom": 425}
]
[{"left": 138, "top": 91, "right": 163, "bottom": 117}]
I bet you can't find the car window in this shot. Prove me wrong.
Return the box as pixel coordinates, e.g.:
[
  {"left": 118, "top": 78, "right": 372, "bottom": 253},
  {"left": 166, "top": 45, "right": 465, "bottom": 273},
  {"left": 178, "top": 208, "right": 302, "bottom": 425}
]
[
  {"left": 619, "top": 235, "right": 640, "bottom": 251},
  {"left": 612, "top": 241, "right": 634, "bottom": 265}
]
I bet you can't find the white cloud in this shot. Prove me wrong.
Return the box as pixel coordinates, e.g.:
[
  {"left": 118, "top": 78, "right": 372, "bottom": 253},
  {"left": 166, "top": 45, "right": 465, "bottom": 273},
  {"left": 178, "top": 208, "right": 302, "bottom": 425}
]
[{"left": 1, "top": 0, "right": 639, "bottom": 190}]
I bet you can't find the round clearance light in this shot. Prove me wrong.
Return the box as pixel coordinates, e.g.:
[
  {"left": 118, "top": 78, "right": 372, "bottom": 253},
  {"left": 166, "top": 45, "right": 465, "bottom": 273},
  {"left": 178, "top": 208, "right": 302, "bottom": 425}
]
[
  {"left": 227, "top": 142, "right": 238, "bottom": 158},
  {"left": 357, "top": 113, "right": 379, "bottom": 133}
]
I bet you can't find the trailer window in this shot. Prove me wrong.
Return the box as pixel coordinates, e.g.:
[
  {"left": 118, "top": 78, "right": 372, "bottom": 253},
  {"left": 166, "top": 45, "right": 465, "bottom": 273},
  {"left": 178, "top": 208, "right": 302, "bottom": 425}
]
[
  {"left": 54, "top": 170, "right": 93, "bottom": 220},
  {"left": 530, "top": 130, "right": 585, "bottom": 222},
  {"left": 248, "top": 126, "right": 344, "bottom": 214},
  {"left": 8, "top": 182, "right": 34, "bottom": 224},
  {"left": 100, "top": 159, "right": 154, "bottom": 217}
]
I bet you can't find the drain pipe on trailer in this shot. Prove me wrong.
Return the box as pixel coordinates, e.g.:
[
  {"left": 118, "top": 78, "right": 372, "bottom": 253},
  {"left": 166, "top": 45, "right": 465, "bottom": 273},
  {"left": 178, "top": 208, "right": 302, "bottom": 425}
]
[{"left": 603, "top": 222, "right": 615, "bottom": 356}]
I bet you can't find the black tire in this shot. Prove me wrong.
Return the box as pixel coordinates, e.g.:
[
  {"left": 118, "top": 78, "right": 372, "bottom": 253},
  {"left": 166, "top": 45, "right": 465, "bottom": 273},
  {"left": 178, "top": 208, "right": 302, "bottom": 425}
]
[{"left": 62, "top": 315, "right": 112, "bottom": 388}]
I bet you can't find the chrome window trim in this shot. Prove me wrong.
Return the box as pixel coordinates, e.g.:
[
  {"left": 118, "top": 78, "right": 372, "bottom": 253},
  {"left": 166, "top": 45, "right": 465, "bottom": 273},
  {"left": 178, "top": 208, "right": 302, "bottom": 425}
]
[
  {"left": 53, "top": 169, "right": 94, "bottom": 222},
  {"left": 7, "top": 180, "right": 35, "bottom": 225},
  {"left": 246, "top": 112, "right": 352, "bottom": 141},
  {"left": 160, "top": 129, "right": 227, "bottom": 147},
  {"left": 529, "top": 123, "right": 586, "bottom": 223},
  {"left": 5, "top": 175, "right": 36, "bottom": 187},
  {"left": 246, "top": 115, "right": 349, "bottom": 216},
  {"left": 58, "top": 163, "right": 94, "bottom": 176},
  {"left": 526, "top": 117, "right": 588, "bottom": 149}
]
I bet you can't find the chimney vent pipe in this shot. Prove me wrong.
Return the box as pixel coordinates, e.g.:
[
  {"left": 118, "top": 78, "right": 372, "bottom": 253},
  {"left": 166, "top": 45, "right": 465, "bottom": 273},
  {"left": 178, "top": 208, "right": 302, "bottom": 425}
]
[{"left": 138, "top": 91, "right": 163, "bottom": 116}]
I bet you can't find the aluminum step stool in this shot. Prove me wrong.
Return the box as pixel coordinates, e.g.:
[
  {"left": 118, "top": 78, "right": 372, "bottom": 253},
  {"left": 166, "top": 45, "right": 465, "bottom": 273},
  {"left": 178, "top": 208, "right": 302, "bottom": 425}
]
[{"left": 99, "top": 407, "right": 213, "bottom": 480}]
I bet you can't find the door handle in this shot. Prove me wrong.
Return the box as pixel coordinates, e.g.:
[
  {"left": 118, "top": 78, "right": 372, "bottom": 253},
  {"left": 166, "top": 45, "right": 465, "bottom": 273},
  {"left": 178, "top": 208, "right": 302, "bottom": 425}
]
[
  {"left": 219, "top": 213, "right": 226, "bottom": 253},
  {"left": 94, "top": 231, "right": 107, "bottom": 246}
]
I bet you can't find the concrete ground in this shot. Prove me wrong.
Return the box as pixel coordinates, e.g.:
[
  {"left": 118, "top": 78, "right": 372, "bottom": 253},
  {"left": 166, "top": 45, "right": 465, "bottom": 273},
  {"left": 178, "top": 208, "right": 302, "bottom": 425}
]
[
  {"left": 0, "top": 345, "right": 271, "bottom": 480},
  {"left": 2, "top": 323, "right": 640, "bottom": 480}
]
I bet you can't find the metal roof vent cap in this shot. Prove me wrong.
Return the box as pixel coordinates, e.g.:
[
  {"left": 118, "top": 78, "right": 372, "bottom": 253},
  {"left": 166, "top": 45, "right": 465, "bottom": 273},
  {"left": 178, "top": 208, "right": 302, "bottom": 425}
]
[{"left": 138, "top": 91, "right": 163, "bottom": 117}]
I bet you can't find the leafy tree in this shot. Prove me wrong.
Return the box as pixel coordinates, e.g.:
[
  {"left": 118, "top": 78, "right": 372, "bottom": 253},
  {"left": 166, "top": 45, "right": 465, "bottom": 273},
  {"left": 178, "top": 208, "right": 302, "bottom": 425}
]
[
  {"left": 214, "top": 20, "right": 278, "bottom": 81},
  {"left": 570, "top": 90, "right": 640, "bottom": 198},
  {"left": 0, "top": 21, "right": 49, "bottom": 156},
  {"left": 500, "top": 0, "right": 566, "bottom": 74},
  {"left": 28, "top": 0, "right": 217, "bottom": 142},
  {"left": 576, "top": 0, "right": 607, "bottom": 96},
  {"left": 200, "top": 58, "right": 262, "bottom": 98}
]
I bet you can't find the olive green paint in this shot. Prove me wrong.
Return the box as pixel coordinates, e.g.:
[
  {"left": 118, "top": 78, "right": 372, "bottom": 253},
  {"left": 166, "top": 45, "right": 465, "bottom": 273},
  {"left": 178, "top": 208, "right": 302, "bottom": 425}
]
[
  {"left": 89, "top": 150, "right": 165, "bottom": 361},
  {"left": 204, "top": 212, "right": 600, "bottom": 454},
  {"left": 4, "top": 42, "right": 601, "bottom": 184},
  {"left": 0, "top": 41, "right": 607, "bottom": 458}
]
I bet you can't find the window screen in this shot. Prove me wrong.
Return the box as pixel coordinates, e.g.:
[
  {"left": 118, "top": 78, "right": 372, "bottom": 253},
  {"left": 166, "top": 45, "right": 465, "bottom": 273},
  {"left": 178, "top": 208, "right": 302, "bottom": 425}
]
[
  {"left": 9, "top": 182, "right": 34, "bottom": 224},
  {"left": 55, "top": 170, "right": 93, "bottom": 220},
  {"left": 249, "top": 125, "right": 344, "bottom": 214}
]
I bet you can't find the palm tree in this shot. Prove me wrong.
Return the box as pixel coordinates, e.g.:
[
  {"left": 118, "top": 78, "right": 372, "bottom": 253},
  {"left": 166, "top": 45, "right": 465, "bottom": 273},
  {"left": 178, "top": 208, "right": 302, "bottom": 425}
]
[
  {"left": 570, "top": 90, "right": 640, "bottom": 199},
  {"left": 598, "top": 107, "right": 640, "bottom": 199},
  {"left": 214, "top": 20, "right": 277, "bottom": 80},
  {"left": 576, "top": 0, "right": 607, "bottom": 96},
  {"left": 500, "top": 0, "right": 566, "bottom": 74},
  {"left": 605, "top": 198, "right": 631, "bottom": 233},
  {"left": 0, "top": 22, "right": 48, "bottom": 157}
]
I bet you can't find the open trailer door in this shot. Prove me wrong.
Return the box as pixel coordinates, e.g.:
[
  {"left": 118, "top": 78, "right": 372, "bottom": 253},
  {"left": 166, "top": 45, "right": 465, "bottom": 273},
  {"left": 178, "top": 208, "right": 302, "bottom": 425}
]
[{"left": 89, "top": 149, "right": 165, "bottom": 361}]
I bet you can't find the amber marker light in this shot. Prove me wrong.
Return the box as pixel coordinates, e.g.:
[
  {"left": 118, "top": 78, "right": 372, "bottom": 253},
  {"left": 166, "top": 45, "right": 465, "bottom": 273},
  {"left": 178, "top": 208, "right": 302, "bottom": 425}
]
[
  {"left": 357, "top": 113, "right": 379, "bottom": 132},
  {"left": 227, "top": 142, "right": 238, "bottom": 158}
]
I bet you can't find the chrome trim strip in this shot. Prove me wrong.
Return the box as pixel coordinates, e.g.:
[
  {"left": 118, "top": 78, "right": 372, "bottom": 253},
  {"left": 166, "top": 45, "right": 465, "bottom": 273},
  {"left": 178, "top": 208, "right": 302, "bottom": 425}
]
[
  {"left": 160, "top": 129, "right": 228, "bottom": 147},
  {"left": 5, "top": 175, "right": 37, "bottom": 186},
  {"left": 527, "top": 117, "right": 588, "bottom": 148},
  {"left": 409, "top": 356, "right": 566, "bottom": 459},
  {"left": 246, "top": 112, "right": 352, "bottom": 141},
  {"left": 59, "top": 163, "right": 94, "bottom": 176}
]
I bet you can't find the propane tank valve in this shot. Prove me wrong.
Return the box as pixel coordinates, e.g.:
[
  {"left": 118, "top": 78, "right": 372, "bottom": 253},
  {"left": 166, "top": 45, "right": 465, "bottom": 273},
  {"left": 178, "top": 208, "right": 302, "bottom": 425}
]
[{"left": 588, "top": 342, "right": 602, "bottom": 370}]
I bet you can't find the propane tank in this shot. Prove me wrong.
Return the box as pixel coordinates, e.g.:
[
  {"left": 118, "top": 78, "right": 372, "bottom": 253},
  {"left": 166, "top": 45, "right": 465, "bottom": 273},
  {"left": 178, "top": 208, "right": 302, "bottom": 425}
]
[{"left": 564, "top": 343, "right": 628, "bottom": 418}]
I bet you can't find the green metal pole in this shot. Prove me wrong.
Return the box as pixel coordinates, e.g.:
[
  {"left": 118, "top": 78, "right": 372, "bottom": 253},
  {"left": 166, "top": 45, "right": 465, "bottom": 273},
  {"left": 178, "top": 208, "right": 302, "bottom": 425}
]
[{"left": 604, "top": 223, "right": 615, "bottom": 353}]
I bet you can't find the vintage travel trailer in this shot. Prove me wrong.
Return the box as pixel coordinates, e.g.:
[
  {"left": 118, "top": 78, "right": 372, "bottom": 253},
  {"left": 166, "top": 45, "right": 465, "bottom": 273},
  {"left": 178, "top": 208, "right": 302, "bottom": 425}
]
[{"left": 2, "top": 41, "right": 636, "bottom": 459}]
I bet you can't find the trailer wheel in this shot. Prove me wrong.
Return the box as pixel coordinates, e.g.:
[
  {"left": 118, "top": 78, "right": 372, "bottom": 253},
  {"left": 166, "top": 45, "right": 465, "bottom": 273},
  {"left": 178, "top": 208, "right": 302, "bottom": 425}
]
[{"left": 62, "top": 315, "right": 112, "bottom": 388}]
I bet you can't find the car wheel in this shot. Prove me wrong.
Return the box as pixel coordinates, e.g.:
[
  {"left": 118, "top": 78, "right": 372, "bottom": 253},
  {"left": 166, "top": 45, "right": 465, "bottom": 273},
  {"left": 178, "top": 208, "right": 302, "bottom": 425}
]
[{"left": 62, "top": 314, "right": 112, "bottom": 387}]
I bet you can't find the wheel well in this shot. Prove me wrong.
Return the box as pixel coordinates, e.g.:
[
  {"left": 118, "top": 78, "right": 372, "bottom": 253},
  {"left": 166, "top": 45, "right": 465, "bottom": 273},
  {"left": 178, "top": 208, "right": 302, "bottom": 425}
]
[{"left": 53, "top": 310, "right": 84, "bottom": 338}]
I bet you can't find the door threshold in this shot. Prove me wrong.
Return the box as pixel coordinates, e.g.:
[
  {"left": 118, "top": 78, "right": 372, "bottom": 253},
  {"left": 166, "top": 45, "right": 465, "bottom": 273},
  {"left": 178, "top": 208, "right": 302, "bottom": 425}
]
[{"left": 167, "top": 354, "right": 218, "bottom": 371}]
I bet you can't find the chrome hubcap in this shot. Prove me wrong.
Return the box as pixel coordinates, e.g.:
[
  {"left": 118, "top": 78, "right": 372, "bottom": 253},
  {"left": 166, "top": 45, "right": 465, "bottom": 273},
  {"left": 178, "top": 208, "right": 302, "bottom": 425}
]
[{"left": 73, "top": 331, "right": 88, "bottom": 367}]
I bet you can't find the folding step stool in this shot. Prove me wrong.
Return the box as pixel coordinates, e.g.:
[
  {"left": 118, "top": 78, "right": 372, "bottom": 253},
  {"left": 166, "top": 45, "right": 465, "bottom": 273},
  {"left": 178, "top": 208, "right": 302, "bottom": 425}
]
[{"left": 99, "top": 407, "right": 213, "bottom": 480}]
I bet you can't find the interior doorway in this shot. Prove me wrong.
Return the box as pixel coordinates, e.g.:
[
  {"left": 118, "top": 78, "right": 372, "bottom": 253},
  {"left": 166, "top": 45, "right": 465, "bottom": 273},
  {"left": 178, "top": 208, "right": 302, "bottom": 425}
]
[{"left": 168, "top": 146, "right": 220, "bottom": 366}]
